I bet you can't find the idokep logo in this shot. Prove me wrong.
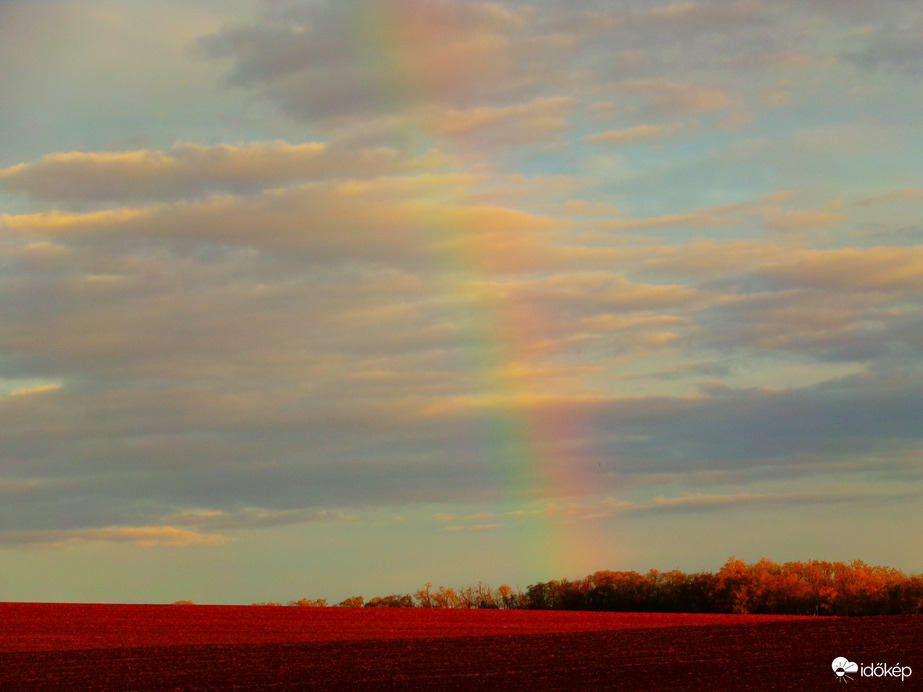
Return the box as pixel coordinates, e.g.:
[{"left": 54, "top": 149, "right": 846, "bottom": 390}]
[
  {"left": 832, "top": 658, "right": 859, "bottom": 682},
  {"left": 832, "top": 657, "right": 912, "bottom": 683}
]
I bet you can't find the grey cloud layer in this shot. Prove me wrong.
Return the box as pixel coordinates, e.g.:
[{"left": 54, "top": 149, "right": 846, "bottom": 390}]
[
  {"left": 3, "top": 366, "right": 919, "bottom": 542},
  {"left": 195, "top": 0, "right": 923, "bottom": 131},
  {"left": 2, "top": 145, "right": 922, "bottom": 544},
  {"left": 2, "top": 0, "right": 922, "bottom": 550}
]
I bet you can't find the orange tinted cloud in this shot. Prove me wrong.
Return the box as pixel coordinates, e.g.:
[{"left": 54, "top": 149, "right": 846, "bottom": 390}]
[
  {"left": 0, "top": 141, "right": 408, "bottom": 203},
  {"left": 0, "top": 526, "right": 230, "bottom": 548},
  {"left": 583, "top": 120, "right": 694, "bottom": 145},
  {"left": 7, "top": 383, "right": 62, "bottom": 397},
  {"left": 430, "top": 97, "right": 572, "bottom": 145},
  {"left": 2, "top": 208, "right": 148, "bottom": 234}
]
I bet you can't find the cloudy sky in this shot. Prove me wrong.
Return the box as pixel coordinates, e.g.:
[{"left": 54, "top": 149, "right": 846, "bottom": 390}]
[{"left": 2, "top": 0, "right": 922, "bottom": 604}]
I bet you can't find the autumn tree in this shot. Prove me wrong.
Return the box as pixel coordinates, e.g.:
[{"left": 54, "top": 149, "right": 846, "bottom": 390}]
[
  {"left": 497, "top": 584, "right": 522, "bottom": 609},
  {"left": 365, "top": 594, "right": 413, "bottom": 608},
  {"left": 289, "top": 598, "right": 328, "bottom": 607},
  {"left": 285, "top": 557, "right": 923, "bottom": 615},
  {"left": 430, "top": 586, "right": 460, "bottom": 608},
  {"left": 414, "top": 583, "right": 435, "bottom": 608}
]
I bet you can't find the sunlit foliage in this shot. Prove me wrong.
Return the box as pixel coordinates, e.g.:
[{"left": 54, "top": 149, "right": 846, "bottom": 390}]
[{"left": 282, "top": 558, "right": 923, "bottom": 615}]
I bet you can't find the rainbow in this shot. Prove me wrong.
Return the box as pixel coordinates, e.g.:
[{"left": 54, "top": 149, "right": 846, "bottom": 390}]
[{"left": 345, "top": 1, "right": 604, "bottom": 579}]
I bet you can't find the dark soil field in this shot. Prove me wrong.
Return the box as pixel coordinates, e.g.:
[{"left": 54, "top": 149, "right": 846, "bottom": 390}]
[{"left": 0, "top": 603, "right": 919, "bottom": 690}]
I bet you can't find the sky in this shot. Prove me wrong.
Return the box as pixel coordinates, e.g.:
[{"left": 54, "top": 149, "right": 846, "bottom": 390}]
[{"left": 1, "top": 0, "right": 922, "bottom": 605}]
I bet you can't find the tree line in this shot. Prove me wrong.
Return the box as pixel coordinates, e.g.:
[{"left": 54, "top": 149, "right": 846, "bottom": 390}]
[{"left": 256, "top": 558, "right": 923, "bottom": 616}]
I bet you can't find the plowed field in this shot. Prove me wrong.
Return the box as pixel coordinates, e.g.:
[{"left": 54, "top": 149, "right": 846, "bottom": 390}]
[{"left": 1, "top": 603, "right": 918, "bottom": 690}]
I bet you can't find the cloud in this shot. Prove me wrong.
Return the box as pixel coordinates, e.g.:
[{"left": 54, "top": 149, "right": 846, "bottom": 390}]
[
  {"left": 843, "top": 16, "right": 923, "bottom": 75},
  {"left": 610, "top": 79, "right": 735, "bottom": 116},
  {"left": 2, "top": 147, "right": 919, "bottom": 523},
  {"left": 621, "top": 360, "right": 731, "bottom": 381},
  {"left": 762, "top": 209, "right": 845, "bottom": 233},
  {"left": 629, "top": 1, "right": 763, "bottom": 29},
  {"left": 755, "top": 51, "right": 832, "bottom": 71},
  {"left": 639, "top": 488, "right": 921, "bottom": 514},
  {"left": 639, "top": 236, "right": 923, "bottom": 292},
  {"left": 7, "top": 383, "right": 62, "bottom": 397},
  {"left": 695, "top": 293, "right": 916, "bottom": 361},
  {"left": 650, "top": 492, "right": 807, "bottom": 512},
  {"left": 163, "top": 507, "right": 355, "bottom": 530},
  {"left": 855, "top": 188, "right": 923, "bottom": 206},
  {"left": 0, "top": 476, "right": 54, "bottom": 495},
  {"left": 792, "top": 125, "right": 897, "bottom": 158},
  {"left": 417, "top": 371, "right": 923, "bottom": 493},
  {"left": 583, "top": 121, "right": 694, "bottom": 145},
  {"left": 439, "top": 522, "right": 502, "bottom": 532},
  {"left": 0, "top": 141, "right": 409, "bottom": 203},
  {"left": 1, "top": 181, "right": 430, "bottom": 260},
  {"left": 758, "top": 247, "right": 923, "bottom": 290},
  {"left": 193, "top": 0, "right": 773, "bottom": 133},
  {"left": 0, "top": 526, "right": 231, "bottom": 549},
  {"left": 611, "top": 373, "right": 923, "bottom": 471},
  {"left": 3, "top": 0, "right": 923, "bottom": 592},
  {"left": 1, "top": 170, "right": 568, "bottom": 272},
  {"left": 429, "top": 96, "right": 572, "bottom": 146},
  {"left": 2, "top": 208, "right": 148, "bottom": 234},
  {"left": 461, "top": 511, "right": 492, "bottom": 522},
  {"left": 198, "top": 0, "right": 538, "bottom": 120},
  {"left": 598, "top": 211, "right": 736, "bottom": 231},
  {"left": 473, "top": 487, "right": 921, "bottom": 523}
]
